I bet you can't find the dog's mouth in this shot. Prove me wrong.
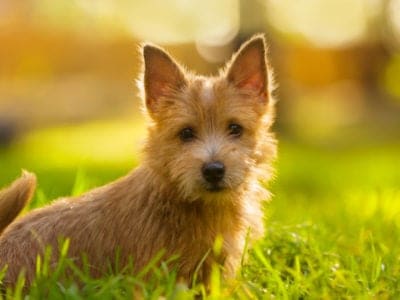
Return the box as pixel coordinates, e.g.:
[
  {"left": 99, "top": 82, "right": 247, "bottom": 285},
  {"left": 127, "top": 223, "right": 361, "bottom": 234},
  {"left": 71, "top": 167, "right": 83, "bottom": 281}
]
[
  {"left": 204, "top": 183, "right": 226, "bottom": 193},
  {"left": 206, "top": 186, "right": 224, "bottom": 192}
]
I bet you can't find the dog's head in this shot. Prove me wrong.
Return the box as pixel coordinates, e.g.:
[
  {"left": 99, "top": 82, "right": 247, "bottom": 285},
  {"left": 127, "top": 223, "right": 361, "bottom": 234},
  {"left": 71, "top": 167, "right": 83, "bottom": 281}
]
[{"left": 140, "top": 35, "right": 276, "bottom": 202}]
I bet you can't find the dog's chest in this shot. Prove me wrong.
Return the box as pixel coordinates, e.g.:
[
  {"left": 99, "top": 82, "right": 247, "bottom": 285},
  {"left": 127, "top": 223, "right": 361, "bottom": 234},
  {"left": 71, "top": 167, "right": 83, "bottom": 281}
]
[{"left": 160, "top": 202, "right": 242, "bottom": 257}]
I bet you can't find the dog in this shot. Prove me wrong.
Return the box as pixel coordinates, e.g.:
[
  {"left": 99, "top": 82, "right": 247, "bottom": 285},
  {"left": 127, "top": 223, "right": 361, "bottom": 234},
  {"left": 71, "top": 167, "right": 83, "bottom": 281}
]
[{"left": 0, "top": 34, "right": 276, "bottom": 287}]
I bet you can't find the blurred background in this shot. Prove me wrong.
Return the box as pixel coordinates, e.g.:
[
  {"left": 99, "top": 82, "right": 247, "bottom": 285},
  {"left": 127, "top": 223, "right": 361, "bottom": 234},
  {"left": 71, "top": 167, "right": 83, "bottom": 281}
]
[{"left": 0, "top": 0, "right": 399, "bottom": 218}]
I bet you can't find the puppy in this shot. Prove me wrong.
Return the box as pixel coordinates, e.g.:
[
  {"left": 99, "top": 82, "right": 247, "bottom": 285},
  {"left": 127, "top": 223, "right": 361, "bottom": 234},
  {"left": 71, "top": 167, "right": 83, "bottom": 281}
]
[{"left": 0, "top": 34, "right": 276, "bottom": 287}]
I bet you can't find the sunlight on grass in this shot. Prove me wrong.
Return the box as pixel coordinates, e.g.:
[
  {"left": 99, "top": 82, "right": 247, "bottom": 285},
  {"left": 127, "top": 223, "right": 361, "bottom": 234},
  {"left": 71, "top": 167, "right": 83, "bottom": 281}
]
[
  {"left": 344, "top": 189, "right": 400, "bottom": 222},
  {"left": 11, "top": 118, "right": 146, "bottom": 169},
  {"left": 0, "top": 118, "right": 147, "bottom": 198}
]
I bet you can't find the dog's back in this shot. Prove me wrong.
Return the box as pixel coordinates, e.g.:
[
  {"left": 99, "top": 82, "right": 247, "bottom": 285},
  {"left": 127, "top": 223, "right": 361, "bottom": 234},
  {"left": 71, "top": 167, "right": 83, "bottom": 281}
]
[{"left": 0, "top": 171, "right": 36, "bottom": 234}]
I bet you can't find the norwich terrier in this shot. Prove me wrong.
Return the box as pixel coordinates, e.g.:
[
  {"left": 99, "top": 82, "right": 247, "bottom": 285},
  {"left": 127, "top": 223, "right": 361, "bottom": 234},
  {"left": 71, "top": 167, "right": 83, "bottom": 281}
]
[{"left": 0, "top": 34, "right": 276, "bottom": 287}]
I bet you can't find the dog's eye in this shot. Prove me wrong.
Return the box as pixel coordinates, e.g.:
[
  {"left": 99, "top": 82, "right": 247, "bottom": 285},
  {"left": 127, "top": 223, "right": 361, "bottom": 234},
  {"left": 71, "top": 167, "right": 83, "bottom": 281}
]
[
  {"left": 179, "top": 127, "right": 196, "bottom": 142},
  {"left": 228, "top": 123, "right": 243, "bottom": 137}
]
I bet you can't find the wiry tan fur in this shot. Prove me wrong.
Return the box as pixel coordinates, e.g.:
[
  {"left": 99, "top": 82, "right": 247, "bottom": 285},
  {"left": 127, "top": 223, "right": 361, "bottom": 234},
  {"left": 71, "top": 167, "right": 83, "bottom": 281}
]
[{"left": 0, "top": 34, "right": 277, "bottom": 287}]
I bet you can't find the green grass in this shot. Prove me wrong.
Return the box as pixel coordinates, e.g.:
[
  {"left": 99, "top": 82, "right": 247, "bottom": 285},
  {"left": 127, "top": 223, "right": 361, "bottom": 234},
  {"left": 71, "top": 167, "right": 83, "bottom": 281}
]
[{"left": 0, "top": 119, "right": 400, "bottom": 298}]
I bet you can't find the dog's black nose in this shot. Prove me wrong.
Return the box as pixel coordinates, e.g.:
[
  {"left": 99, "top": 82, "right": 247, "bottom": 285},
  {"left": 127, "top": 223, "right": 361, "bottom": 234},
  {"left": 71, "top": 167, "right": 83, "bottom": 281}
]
[{"left": 202, "top": 161, "right": 225, "bottom": 184}]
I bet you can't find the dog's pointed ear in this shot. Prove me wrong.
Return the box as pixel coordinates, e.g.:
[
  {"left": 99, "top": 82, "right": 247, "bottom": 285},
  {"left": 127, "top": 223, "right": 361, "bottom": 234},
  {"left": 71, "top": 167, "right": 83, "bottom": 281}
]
[
  {"left": 142, "top": 44, "right": 187, "bottom": 114},
  {"left": 226, "top": 35, "right": 268, "bottom": 100}
]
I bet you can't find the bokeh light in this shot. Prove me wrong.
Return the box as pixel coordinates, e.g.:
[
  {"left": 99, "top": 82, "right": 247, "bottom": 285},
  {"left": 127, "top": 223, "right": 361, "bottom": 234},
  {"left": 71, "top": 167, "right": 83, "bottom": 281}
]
[
  {"left": 387, "top": 0, "right": 400, "bottom": 49},
  {"left": 265, "top": 0, "right": 380, "bottom": 48},
  {"left": 0, "top": 0, "right": 399, "bottom": 152}
]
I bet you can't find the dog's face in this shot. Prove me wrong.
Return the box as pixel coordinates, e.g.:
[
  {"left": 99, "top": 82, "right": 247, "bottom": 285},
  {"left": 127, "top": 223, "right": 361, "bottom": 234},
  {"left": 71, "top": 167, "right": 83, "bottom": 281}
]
[{"left": 141, "top": 36, "right": 276, "bottom": 201}]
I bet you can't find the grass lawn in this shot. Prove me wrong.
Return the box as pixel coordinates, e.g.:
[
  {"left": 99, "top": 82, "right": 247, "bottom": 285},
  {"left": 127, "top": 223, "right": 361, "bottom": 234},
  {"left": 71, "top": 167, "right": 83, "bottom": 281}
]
[{"left": 0, "top": 119, "right": 399, "bottom": 299}]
